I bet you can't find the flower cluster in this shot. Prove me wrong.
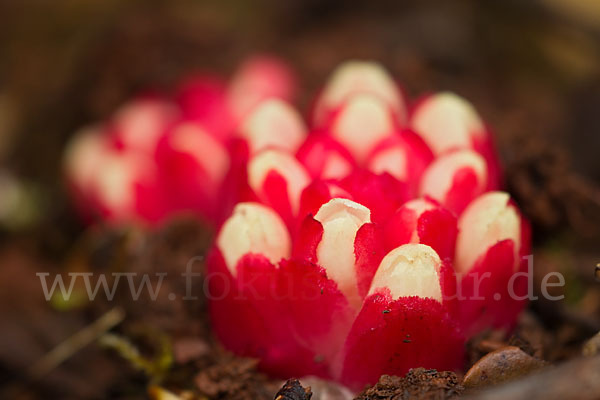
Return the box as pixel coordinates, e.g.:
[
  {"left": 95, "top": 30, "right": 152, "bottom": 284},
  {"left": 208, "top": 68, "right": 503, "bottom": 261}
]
[
  {"left": 64, "top": 55, "right": 294, "bottom": 225},
  {"left": 64, "top": 58, "right": 530, "bottom": 389}
]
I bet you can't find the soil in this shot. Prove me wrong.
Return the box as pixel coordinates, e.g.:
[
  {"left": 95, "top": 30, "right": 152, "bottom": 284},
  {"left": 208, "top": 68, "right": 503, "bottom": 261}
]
[
  {"left": 1, "top": 1, "right": 600, "bottom": 399},
  {"left": 354, "top": 370, "right": 463, "bottom": 400}
]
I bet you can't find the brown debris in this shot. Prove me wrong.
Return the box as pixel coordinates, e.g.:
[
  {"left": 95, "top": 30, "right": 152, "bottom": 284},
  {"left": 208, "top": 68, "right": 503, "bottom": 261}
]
[
  {"left": 274, "top": 379, "right": 313, "bottom": 400},
  {"left": 194, "top": 357, "right": 277, "bottom": 400},
  {"left": 463, "top": 346, "right": 546, "bottom": 389},
  {"left": 299, "top": 377, "right": 353, "bottom": 400},
  {"left": 505, "top": 134, "right": 600, "bottom": 240},
  {"left": 355, "top": 369, "right": 463, "bottom": 400},
  {"left": 173, "top": 338, "right": 211, "bottom": 364}
]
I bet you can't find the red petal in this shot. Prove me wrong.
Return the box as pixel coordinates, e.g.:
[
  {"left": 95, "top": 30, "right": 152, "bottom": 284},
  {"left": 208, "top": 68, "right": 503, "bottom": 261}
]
[
  {"left": 473, "top": 132, "right": 503, "bottom": 190},
  {"left": 417, "top": 208, "right": 458, "bottom": 261},
  {"left": 339, "top": 289, "right": 464, "bottom": 390},
  {"left": 296, "top": 134, "right": 355, "bottom": 180},
  {"left": 458, "top": 239, "right": 521, "bottom": 336},
  {"left": 277, "top": 259, "right": 354, "bottom": 377},
  {"left": 228, "top": 55, "right": 296, "bottom": 121},
  {"left": 444, "top": 166, "right": 484, "bottom": 214},
  {"left": 292, "top": 215, "right": 323, "bottom": 263},
  {"left": 174, "top": 76, "right": 233, "bottom": 140},
  {"left": 340, "top": 170, "right": 410, "bottom": 224},
  {"left": 382, "top": 205, "right": 417, "bottom": 251},
  {"left": 367, "top": 129, "right": 434, "bottom": 196},
  {"left": 382, "top": 200, "right": 457, "bottom": 260},
  {"left": 297, "top": 180, "right": 353, "bottom": 223},
  {"left": 207, "top": 250, "right": 319, "bottom": 378},
  {"left": 354, "top": 223, "right": 385, "bottom": 298},
  {"left": 261, "top": 170, "right": 296, "bottom": 226}
]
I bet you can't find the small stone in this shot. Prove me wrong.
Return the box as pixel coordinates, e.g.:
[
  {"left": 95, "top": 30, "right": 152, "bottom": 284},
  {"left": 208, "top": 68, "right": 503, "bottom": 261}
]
[
  {"left": 463, "top": 346, "right": 547, "bottom": 389},
  {"left": 583, "top": 331, "right": 600, "bottom": 357}
]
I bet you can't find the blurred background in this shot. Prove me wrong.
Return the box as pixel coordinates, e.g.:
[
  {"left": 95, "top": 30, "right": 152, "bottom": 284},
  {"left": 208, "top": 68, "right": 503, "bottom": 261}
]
[{"left": 1, "top": 0, "right": 600, "bottom": 399}]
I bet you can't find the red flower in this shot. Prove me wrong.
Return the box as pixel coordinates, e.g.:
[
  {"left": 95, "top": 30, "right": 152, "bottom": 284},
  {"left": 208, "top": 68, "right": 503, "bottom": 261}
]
[
  {"left": 64, "top": 55, "right": 296, "bottom": 226},
  {"left": 208, "top": 60, "right": 530, "bottom": 388},
  {"left": 209, "top": 199, "right": 464, "bottom": 389},
  {"left": 65, "top": 58, "right": 531, "bottom": 389}
]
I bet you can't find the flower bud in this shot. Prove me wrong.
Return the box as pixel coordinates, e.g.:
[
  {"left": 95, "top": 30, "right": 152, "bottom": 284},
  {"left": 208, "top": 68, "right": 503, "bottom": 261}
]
[
  {"left": 110, "top": 98, "right": 178, "bottom": 153},
  {"left": 328, "top": 94, "right": 396, "bottom": 164},
  {"left": 156, "top": 122, "right": 230, "bottom": 221},
  {"left": 247, "top": 149, "right": 311, "bottom": 219},
  {"left": 456, "top": 192, "right": 521, "bottom": 274},
  {"left": 340, "top": 244, "right": 463, "bottom": 389},
  {"left": 411, "top": 92, "right": 485, "bottom": 156},
  {"left": 238, "top": 99, "right": 307, "bottom": 155},
  {"left": 455, "top": 191, "right": 530, "bottom": 334},
  {"left": 64, "top": 126, "right": 107, "bottom": 200},
  {"left": 313, "top": 198, "right": 372, "bottom": 308},
  {"left": 366, "top": 130, "right": 434, "bottom": 195},
  {"left": 411, "top": 92, "right": 502, "bottom": 188},
  {"left": 419, "top": 149, "right": 487, "bottom": 214},
  {"left": 216, "top": 202, "right": 291, "bottom": 276},
  {"left": 369, "top": 244, "right": 443, "bottom": 301},
  {"left": 64, "top": 125, "right": 167, "bottom": 224},
  {"left": 227, "top": 55, "right": 296, "bottom": 121},
  {"left": 208, "top": 202, "right": 321, "bottom": 379},
  {"left": 314, "top": 61, "right": 406, "bottom": 126}
]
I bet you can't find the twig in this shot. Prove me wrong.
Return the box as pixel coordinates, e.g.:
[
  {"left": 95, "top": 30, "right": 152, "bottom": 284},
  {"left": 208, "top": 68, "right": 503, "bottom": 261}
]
[{"left": 27, "top": 307, "right": 125, "bottom": 380}]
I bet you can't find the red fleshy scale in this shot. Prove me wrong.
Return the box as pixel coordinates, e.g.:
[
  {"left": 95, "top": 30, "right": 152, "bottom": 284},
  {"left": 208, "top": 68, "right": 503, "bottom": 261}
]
[
  {"left": 339, "top": 286, "right": 463, "bottom": 390},
  {"left": 206, "top": 250, "right": 327, "bottom": 378},
  {"left": 383, "top": 199, "right": 458, "bottom": 261}
]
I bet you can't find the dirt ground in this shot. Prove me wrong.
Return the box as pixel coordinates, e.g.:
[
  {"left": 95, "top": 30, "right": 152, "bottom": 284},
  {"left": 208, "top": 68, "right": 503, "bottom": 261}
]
[{"left": 1, "top": 1, "right": 600, "bottom": 399}]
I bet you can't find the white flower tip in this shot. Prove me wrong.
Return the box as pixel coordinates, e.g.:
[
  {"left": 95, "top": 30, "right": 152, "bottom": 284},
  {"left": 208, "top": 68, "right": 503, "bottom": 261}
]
[
  {"left": 399, "top": 198, "right": 439, "bottom": 243},
  {"left": 314, "top": 197, "right": 371, "bottom": 225},
  {"left": 419, "top": 149, "right": 487, "bottom": 202},
  {"left": 314, "top": 198, "right": 372, "bottom": 306},
  {"left": 65, "top": 125, "right": 152, "bottom": 216},
  {"left": 403, "top": 198, "right": 437, "bottom": 215},
  {"left": 316, "top": 61, "right": 404, "bottom": 124},
  {"left": 455, "top": 191, "right": 521, "bottom": 274},
  {"left": 369, "top": 243, "right": 443, "bottom": 302},
  {"left": 321, "top": 152, "right": 354, "bottom": 180},
  {"left": 114, "top": 99, "right": 176, "bottom": 152},
  {"left": 64, "top": 126, "right": 106, "bottom": 189},
  {"left": 411, "top": 92, "right": 484, "bottom": 155},
  {"left": 228, "top": 56, "right": 293, "bottom": 120},
  {"left": 169, "top": 123, "right": 230, "bottom": 183},
  {"left": 247, "top": 149, "right": 310, "bottom": 214},
  {"left": 239, "top": 98, "right": 307, "bottom": 154},
  {"left": 95, "top": 152, "right": 149, "bottom": 215},
  {"left": 216, "top": 202, "right": 291, "bottom": 276},
  {"left": 367, "top": 145, "right": 408, "bottom": 181},
  {"left": 331, "top": 94, "right": 395, "bottom": 163}
]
